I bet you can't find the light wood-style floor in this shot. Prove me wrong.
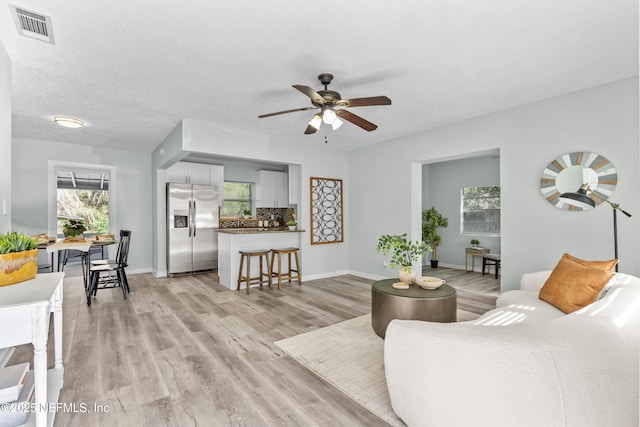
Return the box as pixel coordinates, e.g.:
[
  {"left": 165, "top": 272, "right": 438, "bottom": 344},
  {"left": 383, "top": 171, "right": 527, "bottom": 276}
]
[{"left": 11, "top": 265, "right": 499, "bottom": 427}]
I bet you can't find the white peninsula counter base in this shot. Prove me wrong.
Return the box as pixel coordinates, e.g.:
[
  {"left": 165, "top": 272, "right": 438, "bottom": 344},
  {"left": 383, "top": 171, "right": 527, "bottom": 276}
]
[{"left": 218, "top": 229, "right": 302, "bottom": 290}]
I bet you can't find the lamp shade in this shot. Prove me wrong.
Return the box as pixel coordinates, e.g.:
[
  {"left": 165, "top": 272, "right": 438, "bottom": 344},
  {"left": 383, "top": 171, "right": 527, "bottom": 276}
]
[
  {"left": 307, "top": 114, "right": 322, "bottom": 130},
  {"left": 559, "top": 183, "right": 596, "bottom": 209},
  {"left": 322, "top": 108, "right": 337, "bottom": 124}
]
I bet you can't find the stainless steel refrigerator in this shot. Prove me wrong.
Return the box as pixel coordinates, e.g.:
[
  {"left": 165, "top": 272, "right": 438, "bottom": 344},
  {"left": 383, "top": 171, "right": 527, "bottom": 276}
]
[{"left": 167, "top": 183, "right": 219, "bottom": 274}]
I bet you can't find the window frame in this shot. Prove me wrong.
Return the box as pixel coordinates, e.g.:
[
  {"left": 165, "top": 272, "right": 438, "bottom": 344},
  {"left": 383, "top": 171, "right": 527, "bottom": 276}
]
[
  {"left": 48, "top": 160, "right": 116, "bottom": 238},
  {"left": 460, "top": 186, "right": 501, "bottom": 236},
  {"left": 221, "top": 181, "right": 252, "bottom": 217}
]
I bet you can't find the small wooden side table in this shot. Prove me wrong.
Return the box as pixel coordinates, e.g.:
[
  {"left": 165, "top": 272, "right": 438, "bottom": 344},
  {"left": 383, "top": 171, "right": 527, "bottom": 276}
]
[{"left": 466, "top": 247, "right": 490, "bottom": 272}]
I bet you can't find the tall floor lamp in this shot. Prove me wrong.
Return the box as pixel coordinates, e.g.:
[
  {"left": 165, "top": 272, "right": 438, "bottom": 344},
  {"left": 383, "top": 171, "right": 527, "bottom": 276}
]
[{"left": 560, "top": 184, "right": 632, "bottom": 272}]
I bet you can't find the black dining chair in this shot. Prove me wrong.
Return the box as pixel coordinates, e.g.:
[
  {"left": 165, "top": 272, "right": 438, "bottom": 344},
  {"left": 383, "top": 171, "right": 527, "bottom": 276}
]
[{"left": 86, "top": 230, "right": 131, "bottom": 306}]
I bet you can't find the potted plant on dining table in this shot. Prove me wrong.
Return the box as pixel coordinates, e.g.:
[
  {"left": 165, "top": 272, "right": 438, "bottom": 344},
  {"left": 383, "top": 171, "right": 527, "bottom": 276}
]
[{"left": 62, "top": 219, "right": 87, "bottom": 241}]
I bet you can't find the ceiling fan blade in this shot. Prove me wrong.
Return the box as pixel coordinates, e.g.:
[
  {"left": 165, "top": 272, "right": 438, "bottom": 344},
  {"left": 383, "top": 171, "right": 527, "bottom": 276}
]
[
  {"left": 336, "top": 109, "right": 378, "bottom": 132},
  {"left": 340, "top": 96, "right": 391, "bottom": 108},
  {"left": 258, "top": 106, "right": 315, "bottom": 118},
  {"left": 292, "top": 85, "right": 327, "bottom": 105}
]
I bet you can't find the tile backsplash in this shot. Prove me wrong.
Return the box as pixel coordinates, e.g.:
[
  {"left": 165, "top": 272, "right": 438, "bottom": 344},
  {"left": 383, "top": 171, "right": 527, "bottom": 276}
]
[{"left": 218, "top": 208, "right": 296, "bottom": 229}]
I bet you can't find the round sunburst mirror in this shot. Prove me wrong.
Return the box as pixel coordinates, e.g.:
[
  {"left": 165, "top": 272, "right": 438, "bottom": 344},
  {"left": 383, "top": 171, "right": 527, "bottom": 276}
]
[{"left": 540, "top": 151, "right": 617, "bottom": 210}]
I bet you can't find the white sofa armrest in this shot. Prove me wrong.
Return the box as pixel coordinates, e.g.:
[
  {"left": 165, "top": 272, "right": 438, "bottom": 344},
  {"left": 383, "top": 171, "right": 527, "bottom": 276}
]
[
  {"left": 519, "top": 270, "right": 552, "bottom": 292},
  {"left": 384, "top": 317, "right": 638, "bottom": 427}
]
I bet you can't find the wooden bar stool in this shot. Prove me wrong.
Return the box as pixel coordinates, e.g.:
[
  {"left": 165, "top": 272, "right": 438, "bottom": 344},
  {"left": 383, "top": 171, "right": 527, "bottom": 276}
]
[
  {"left": 270, "top": 247, "right": 302, "bottom": 289},
  {"left": 237, "top": 250, "right": 272, "bottom": 295}
]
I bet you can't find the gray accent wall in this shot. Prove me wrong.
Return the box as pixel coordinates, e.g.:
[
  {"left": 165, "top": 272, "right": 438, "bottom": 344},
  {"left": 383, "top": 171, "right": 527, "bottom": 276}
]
[
  {"left": 423, "top": 155, "right": 501, "bottom": 269},
  {"left": 348, "top": 77, "right": 639, "bottom": 291}
]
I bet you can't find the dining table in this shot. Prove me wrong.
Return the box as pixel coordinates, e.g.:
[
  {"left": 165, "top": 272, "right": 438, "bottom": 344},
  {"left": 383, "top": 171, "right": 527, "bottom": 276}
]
[{"left": 45, "top": 238, "right": 116, "bottom": 288}]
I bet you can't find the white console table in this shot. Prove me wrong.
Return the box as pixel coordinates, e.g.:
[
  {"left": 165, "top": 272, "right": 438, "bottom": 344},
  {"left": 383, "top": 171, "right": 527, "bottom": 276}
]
[{"left": 0, "top": 272, "right": 64, "bottom": 427}]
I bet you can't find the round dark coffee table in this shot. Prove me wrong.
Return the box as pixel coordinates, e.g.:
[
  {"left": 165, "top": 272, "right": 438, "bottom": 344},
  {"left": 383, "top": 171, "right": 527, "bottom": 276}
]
[{"left": 371, "top": 278, "right": 457, "bottom": 338}]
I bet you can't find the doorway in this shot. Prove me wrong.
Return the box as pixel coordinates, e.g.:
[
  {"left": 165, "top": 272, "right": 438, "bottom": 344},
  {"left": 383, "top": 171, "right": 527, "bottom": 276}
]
[{"left": 416, "top": 149, "right": 501, "bottom": 308}]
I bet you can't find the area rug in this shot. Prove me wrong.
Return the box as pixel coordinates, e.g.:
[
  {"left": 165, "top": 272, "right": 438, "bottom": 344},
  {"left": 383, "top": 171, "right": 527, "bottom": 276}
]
[{"left": 274, "top": 310, "right": 480, "bottom": 427}]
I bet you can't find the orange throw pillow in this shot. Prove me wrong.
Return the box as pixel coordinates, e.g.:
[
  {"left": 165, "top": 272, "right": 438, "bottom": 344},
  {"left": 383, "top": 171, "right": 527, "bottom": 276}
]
[
  {"left": 561, "top": 253, "right": 618, "bottom": 271},
  {"left": 539, "top": 256, "right": 615, "bottom": 313}
]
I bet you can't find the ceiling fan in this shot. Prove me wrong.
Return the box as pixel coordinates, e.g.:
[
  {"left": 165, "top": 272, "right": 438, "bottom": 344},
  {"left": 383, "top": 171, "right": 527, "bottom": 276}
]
[{"left": 258, "top": 73, "right": 391, "bottom": 134}]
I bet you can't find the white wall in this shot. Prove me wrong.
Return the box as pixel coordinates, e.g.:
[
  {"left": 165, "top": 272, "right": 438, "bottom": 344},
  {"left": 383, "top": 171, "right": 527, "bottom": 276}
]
[
  {"left": 0, "top": 43, "right": 10, "bottom": 232},
  {"left": 152, "top": 119, "right": 349, "bottom": 279},
  {"left": 349, "top": 77, "right": 639, "bottom": 290},
  {"left": 12, "top": 138, "right": 153, "bottom": 272},
  {"left": 423, "top": 154, "right": 501, "bottom": 269}
]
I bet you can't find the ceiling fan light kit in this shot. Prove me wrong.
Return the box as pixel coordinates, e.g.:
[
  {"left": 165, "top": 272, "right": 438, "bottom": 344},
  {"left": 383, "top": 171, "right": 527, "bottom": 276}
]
[{"left": 259, "top": 73, "right": 391, "bottom": 134}]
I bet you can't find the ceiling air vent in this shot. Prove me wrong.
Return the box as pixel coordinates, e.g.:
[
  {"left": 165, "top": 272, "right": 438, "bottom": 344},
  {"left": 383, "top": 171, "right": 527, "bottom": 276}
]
[{"left": 9, "top": 4, "right": 55, "bottom": 44}]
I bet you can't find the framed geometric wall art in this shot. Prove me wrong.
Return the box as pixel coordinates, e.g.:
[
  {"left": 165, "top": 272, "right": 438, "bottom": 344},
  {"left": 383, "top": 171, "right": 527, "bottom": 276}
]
[{"left": 310, "top": 177, "right": 344, "bottom": 245}]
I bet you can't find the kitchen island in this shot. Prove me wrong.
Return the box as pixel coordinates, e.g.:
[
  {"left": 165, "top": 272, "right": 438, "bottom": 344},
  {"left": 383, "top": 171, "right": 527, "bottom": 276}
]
[{"left": 218, "top": 228, "right": 304, "bottom": 290}]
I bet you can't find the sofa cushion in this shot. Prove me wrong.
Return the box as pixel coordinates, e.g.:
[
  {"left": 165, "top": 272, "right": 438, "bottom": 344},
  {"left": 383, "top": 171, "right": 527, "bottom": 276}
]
[
  {"left": 474, "top": 290, "right": 565, "bottom": 325},
  {"left": 539, "top": 256, "right": 615, "bottom": 313}
]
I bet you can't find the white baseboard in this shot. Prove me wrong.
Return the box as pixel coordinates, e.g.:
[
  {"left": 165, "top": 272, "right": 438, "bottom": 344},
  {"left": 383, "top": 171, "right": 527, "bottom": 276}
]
[
  {"left": 302, "top": 270, "right": 350, "bottom": 281},
  {"left": 152, "top": 269, "right": 168, "bottom": 278},
  {"left": 125, "top": 267, "right": 153, "bottom": 275},
  {"left": 348, "top": 270, "right": 387, "bottom": 281}
]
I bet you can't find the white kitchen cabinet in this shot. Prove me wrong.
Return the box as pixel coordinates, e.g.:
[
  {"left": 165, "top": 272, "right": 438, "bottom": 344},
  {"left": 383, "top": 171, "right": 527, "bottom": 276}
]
[
  {"left": 188, "top": 163, "right": 212, "bottom": 185},
  {"left": 166, "top": 162, "right": 224, "bottom": 191},
  {"left": 165, "top": 161, "right": 190, "bottom": 183},
  {"left": 288, "top": 164, "right": 300, "bottom": 205},
  {"left": 256, "top": 170, "right": 289, "bottom": 207},
  {"left": 209, "top": 165, "right": 224, "bottom": 206},
  {"left": 166, "top": 162, "right": 224, "bottom": 205}
]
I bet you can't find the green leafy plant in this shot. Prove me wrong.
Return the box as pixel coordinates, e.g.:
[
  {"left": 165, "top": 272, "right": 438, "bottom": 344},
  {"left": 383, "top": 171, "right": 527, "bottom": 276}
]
[
  {"left": 422, "top": 207, "right": 449, "bottom": 261},
  {"left": 471, "top": 239, "right": 480, "bottom": 246},
  {"left": 376, "top": 233, "right": 429, "bottom": 270},
  {"left": 286, "top": 220, "right": 297, "bottom": 227},
  {"left": 62, "top": 219, "right": 87, "bottom": 237},
  {"left": 0, "top": 232, "right": 37, "bottom": 254}
]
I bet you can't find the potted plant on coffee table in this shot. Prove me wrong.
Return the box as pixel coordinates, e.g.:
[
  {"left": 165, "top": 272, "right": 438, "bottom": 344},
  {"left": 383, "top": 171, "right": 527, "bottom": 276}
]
[
  {"left": 0, "top": 231, "right": 38, "bottom": 286},
  {"left": 422, "top": 207, "right": 449, "bottom": 268},
  {"left": 377, "top": 233, "right": 429, "bottom": 283}
]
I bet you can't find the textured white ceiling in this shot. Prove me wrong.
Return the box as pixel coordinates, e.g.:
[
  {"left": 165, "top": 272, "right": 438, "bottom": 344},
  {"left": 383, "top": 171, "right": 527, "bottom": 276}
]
[{"left": 0, "top": 0, "right": 637, "bottom": 152}]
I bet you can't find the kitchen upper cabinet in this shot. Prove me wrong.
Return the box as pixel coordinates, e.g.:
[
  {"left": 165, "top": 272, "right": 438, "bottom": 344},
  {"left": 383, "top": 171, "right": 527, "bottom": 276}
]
[
  {"left": 165, "top": 161, "right": 190, "bottom": 183},
  {"left": 188, "top": 163, "right": 211, "bottom": 185},
  {"left": 256, "top": 170, "right": 288, "bottom": 207},
  {"left": 288, "top": 164, "right": 301, "bottom": 205},
  {"left": 166, "top": 162, "right": 224, "bottom": 187}
]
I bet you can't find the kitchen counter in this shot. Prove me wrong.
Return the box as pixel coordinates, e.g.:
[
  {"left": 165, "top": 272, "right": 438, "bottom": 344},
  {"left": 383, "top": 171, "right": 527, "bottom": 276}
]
[
  {"left": 218, "top": 228, "right": 305, "bottom": 235},
  {"left": 218, "top": 229, "right": 302, "bottom": 290}
]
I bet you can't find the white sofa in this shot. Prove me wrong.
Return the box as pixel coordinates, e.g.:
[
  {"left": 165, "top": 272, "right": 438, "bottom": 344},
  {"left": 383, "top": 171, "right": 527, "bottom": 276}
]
[{"left": 384, "top": 270, "right": 640, "bottom": 427}]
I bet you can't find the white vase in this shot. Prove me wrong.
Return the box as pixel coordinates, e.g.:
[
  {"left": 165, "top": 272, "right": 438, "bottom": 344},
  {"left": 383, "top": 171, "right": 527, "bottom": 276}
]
[{"left": 398, "top": 266, "right": 414, "bottom": 284}]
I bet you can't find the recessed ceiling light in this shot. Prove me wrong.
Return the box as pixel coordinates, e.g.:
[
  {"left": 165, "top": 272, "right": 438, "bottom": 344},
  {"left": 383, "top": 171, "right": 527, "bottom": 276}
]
[{"left": 53, "top": 116, "right": 84, "bottom": 128}]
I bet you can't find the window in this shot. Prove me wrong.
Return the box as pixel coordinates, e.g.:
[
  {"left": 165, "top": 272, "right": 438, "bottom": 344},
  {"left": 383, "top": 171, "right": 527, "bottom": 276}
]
[
  {"left": 221, "top": 181, "right": 251, "bottom": 216},
  {"left": 461, "top": 186, "right": 500, "bottom": 235},
  {"left": 56, "top": 169, "right": 110, "bottom": 236}
]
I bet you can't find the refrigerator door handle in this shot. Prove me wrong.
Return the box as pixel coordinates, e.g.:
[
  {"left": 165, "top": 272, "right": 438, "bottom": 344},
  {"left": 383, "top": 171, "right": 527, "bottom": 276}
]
[
  {"left": 188, "top": 200, "right": 192, "bottom": 237},
  {"left": 193, "top": 200, "right": 197, "bottom": 237}
]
